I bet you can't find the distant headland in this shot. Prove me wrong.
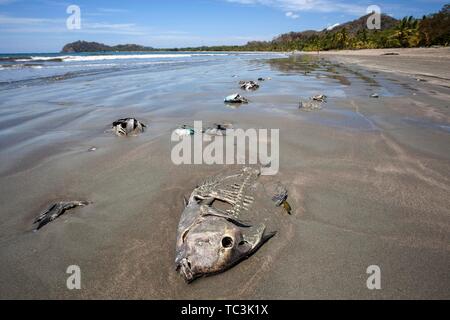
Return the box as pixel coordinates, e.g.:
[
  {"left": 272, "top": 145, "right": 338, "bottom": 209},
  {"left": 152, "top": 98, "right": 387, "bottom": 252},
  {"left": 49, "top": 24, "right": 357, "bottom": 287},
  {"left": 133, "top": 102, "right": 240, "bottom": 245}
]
[{"left": 62, "top": 40, "right": 155, "bottom": 53}]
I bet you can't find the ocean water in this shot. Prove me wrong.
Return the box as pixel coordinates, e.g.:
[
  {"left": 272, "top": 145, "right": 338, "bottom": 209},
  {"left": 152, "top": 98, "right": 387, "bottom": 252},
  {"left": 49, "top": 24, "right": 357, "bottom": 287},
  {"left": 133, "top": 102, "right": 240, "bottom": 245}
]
[{"left": 0, "top": 51, "right": 286, "bottom": 84}]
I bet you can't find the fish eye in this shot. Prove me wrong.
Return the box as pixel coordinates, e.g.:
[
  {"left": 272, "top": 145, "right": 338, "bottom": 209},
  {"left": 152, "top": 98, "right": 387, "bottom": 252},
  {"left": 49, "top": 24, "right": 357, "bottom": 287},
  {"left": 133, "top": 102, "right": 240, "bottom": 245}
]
[{"left": 221, "top": 236, "right": 234, "bottom": 249}]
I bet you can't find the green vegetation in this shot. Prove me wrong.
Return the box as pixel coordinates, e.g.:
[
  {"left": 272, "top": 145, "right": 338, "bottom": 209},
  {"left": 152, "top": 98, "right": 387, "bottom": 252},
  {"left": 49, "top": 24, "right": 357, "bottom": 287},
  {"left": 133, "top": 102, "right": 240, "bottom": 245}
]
[
  {"left": 419, "top": 4, "right": 450, "bottom": 46},
  {"left": 62, "top": 41, "right": 154, "bottom": 53},
  {"left": 62, "top": 5, "right": 450, "bottom": 53},
  {"left": 190, "top": 5, "right": 448, "bottom": 52}
]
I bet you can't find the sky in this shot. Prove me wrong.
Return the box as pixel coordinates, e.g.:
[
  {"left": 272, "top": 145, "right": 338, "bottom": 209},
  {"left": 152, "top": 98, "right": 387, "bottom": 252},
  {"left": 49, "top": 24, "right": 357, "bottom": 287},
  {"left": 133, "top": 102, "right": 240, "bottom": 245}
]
[{"left": 0, "top": 0, "right": 447, "bottom": 53}]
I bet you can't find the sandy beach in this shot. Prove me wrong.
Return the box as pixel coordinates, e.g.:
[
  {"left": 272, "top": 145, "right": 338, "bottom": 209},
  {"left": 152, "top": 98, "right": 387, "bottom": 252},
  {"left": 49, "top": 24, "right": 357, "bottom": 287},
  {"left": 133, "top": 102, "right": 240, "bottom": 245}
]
[
  {"left": 307, "top": 47, "right": 450, "bottom": 86},
  {"left": 0, "top": 49, "right": 449, "bottom": 299}
]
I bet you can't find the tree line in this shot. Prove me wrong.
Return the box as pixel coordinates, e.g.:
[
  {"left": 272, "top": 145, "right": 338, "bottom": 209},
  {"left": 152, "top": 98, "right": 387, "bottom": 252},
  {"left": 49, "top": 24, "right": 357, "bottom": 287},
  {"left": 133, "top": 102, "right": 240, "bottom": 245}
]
[
  {"left": 176, "top": 5, "right": 449, "bottom": 52},
  {"left": 62, "top": 5, "right": 449, "bottom": 53}
]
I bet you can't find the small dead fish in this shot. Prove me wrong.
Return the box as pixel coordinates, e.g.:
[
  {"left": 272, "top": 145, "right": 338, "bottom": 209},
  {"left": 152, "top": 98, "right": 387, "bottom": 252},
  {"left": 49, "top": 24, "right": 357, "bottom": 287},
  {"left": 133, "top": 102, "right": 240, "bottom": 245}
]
[
  {"left": 34, "top": 201, "right": 89, "bottom": 230},
  {"left": 269, "top": 183, "right": 292, "bottom": 215},
  {"left": 175, "top": 167, "right": 290, "bottom": 283},
  {"left": 204, "top": 123, "right": 233, "bottom": 136},
  {"left": 112, "top": 118, "right": 147, "bottom": 137},
  {"left": 239, "top": 80, "right": 260, "bottom": 91},
  {"left": 311, "top": 94, "right": 327, "bottom": 102},
  {"left": 175, "top": 125, "right": 195, "bottom": 137},
  {"left": 224, "top": 93, "right": 249, "bottom": 104}
]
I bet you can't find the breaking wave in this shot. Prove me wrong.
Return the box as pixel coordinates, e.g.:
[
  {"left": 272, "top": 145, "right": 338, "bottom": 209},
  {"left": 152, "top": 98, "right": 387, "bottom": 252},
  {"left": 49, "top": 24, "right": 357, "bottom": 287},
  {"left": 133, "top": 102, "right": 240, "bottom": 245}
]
[{"left": 9, "top": 53, "right": 230, "bottom": 63}]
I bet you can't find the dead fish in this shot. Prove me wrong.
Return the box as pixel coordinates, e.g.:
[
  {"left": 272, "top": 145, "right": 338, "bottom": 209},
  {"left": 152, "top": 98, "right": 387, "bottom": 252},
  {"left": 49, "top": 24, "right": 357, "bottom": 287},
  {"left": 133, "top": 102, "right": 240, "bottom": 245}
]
[
  {"left": 268, "top": 183, "right": 292, "bottom": 215},
  {"left": 34, "top": 201, "right": 89, "bottom": 230},
  {"left": 224, "top": 93, "right": 249, "bottom": 104},
  {"left": 204, "top": 123, "right": 233, "bottom": 136},
  {"left": 112, "top": 118, "right": 147, "bottom": 136},
  {"left": 175, "top": 167, "right": 290, "bottom": 283},
  {"left": 239, "top": 80, "right": 259, "bottom": 91},
  {"left": 311, "top": 94, "right": 327, "bottom": 102},
  {"left": 299, "top": 101, "right": 322, "bottom": 111},
  {"left": 175, "top": 125, "right": 195, "bottom": 137}
]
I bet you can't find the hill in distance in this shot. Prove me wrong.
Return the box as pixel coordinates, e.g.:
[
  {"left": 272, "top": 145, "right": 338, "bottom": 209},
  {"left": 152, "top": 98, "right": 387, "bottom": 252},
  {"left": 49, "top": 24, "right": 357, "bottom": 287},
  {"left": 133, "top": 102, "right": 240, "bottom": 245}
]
[
  {"left": 62, "top": 40, "right": 155, "bottom": 53},
  {"left": 273, "top": 13, "right": 398, "bottom": 43}
]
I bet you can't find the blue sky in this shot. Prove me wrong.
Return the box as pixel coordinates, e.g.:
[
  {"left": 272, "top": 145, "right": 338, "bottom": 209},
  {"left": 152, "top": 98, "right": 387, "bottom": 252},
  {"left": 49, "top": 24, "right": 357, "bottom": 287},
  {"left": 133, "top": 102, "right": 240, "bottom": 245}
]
[{"left": 0, "top": 0, "right": 447, "bottom": 53}]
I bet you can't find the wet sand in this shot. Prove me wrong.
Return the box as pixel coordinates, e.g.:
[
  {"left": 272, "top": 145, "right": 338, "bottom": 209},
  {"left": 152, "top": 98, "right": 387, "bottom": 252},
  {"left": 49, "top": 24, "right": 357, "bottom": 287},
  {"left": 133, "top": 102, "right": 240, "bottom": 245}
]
[{"left": 0, "top": 51, "right": 449, "bottom": 299}]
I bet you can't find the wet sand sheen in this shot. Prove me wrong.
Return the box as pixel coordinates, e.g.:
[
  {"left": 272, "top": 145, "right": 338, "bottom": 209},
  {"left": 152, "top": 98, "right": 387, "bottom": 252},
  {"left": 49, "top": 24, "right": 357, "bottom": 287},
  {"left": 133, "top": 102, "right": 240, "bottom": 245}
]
[{"left": 0, "top": 52, "right": 449, "bottom": 299}]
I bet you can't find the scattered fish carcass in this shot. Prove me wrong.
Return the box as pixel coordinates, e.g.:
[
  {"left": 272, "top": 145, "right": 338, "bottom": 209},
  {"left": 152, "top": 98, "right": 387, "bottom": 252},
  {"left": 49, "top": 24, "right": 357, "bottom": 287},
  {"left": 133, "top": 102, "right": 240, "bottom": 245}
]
[
  {"left": 311, "top": 94, "right": 327, "bottom": 103},
  {"left": 112, "top": 118, "right": 147, "bottom": 136},
  {"left": 224, "top": 93, "right": 249, "bottom": 104},
  {"left": 34, "top": 201, "right": 89, "bottom": 230},
  {"left": 204, "top": 123, "right": 234, "bottom": 136},
  {"left": 175, "top": 167, "right": 291, "bottom": 283},
  {"left": 239, "top": 80, "right": 260, "bottom": 91},
  {"left": 175, "top": 125, "right": 195, "bottom": 137},
  {"left": 175, "top": 123, "right": 234, "bottom": 137}
]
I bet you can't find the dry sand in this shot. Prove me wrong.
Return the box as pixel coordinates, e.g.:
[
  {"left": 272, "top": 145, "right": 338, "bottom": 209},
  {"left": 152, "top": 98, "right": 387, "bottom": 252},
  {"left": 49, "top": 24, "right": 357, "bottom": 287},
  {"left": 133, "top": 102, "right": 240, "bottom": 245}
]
[
  {"left": 306, "top": 47, "right": 450, "bottom": 87},
  {"left": 0, "top": 49, "right": 449, "bottom": 299}
]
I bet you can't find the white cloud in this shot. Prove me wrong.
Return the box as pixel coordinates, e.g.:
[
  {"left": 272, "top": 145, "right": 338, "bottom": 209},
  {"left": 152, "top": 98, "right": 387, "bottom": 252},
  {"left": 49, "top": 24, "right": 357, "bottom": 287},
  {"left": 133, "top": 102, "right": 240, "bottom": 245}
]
[
  {"left": 0, "top": 14, "right": 62, "bottom": 25},
  {"left": 80, "top": 22, "right": 146, "bottom": 35},
  {"left": 97, "top": 8, "right": 130, "bottom": 14},
  {"left": 285, "top": 11, "right": 299, "bottom": 19},
  {"left": 0, "top": 13, "right": 146, "bottom": 35},
  {"left": 226, "top": 0, "right": 366, "bottom": 16},
  {"left": 326, "top": 23, "right": 340, "bottom": 30}
]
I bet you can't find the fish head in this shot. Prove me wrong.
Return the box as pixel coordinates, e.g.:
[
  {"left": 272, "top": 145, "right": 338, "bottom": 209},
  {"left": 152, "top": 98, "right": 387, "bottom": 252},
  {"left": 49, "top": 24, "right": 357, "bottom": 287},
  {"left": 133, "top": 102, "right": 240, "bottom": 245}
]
[{"left": 175, "top": 204, "right": 274, "bottom": 283}]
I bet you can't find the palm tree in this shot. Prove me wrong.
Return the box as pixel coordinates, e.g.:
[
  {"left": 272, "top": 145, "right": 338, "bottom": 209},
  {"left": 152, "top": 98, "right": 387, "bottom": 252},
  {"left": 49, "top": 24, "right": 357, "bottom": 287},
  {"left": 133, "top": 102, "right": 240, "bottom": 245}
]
[{"left": 394, "top": 16, "right": 419, "bottom": 47}]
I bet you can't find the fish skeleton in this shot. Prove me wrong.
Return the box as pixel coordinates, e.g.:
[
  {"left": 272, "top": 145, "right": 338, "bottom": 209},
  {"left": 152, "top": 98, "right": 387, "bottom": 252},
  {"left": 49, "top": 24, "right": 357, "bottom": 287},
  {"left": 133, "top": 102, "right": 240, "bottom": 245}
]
[
  {"left": 239, "top": 80, "right": 260, "bottom": 91},
  {"left": 175, "top": 167, "right": 290, "bottom": 283}
]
